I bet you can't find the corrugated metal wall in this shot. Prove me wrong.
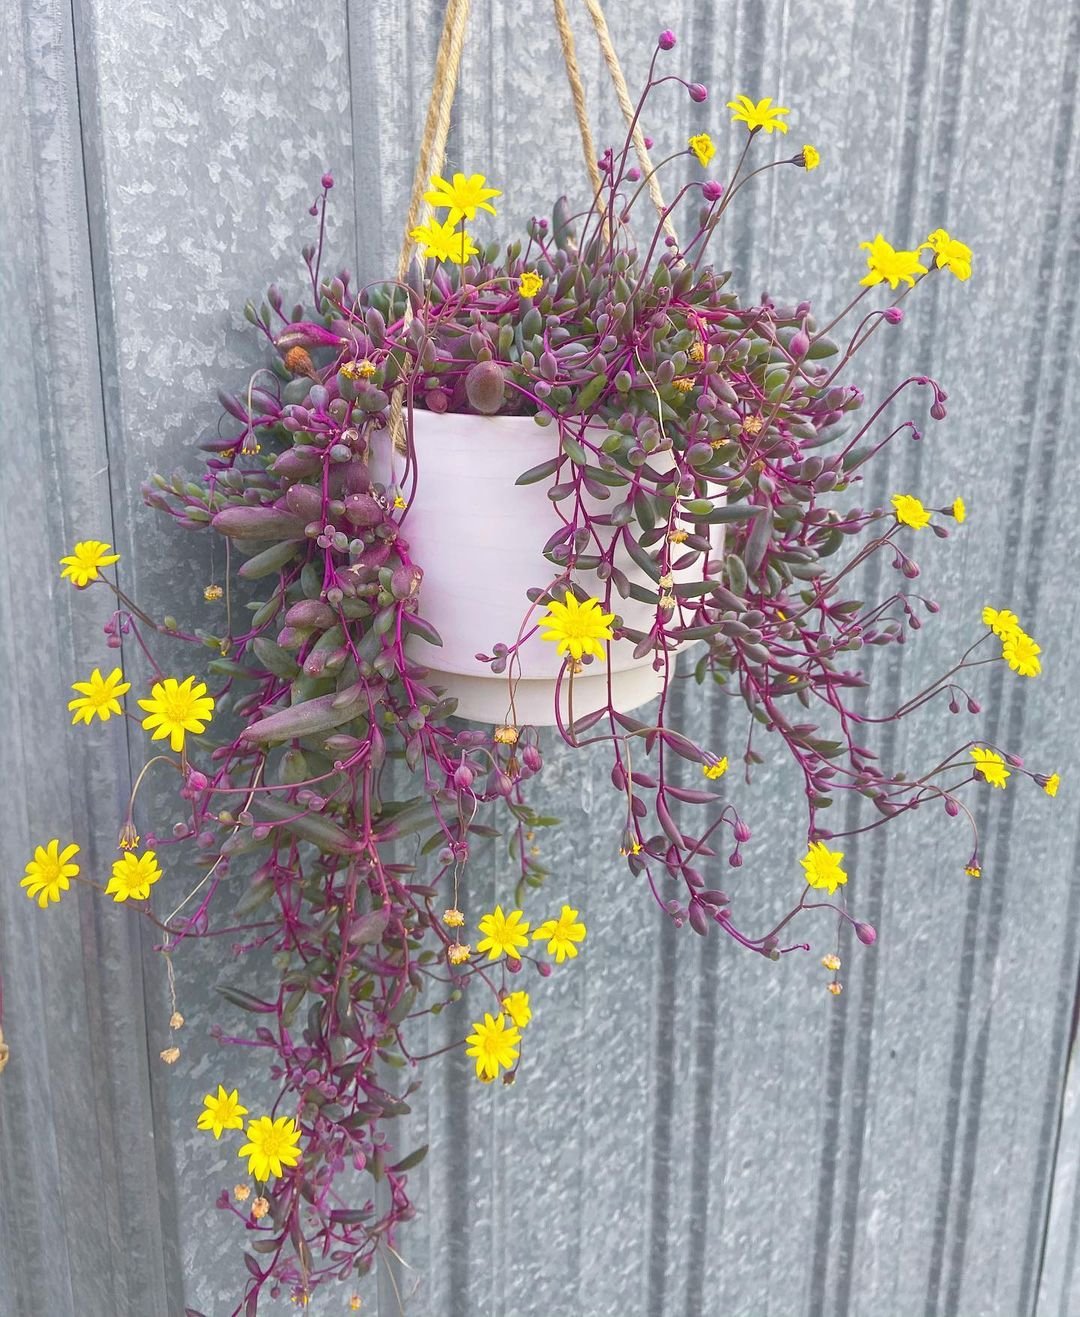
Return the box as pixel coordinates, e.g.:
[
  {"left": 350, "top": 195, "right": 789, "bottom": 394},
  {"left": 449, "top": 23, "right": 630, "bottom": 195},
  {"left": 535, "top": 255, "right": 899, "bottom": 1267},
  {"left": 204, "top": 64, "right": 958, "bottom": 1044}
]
[{"left": 3, "top": 0, "right": 1079, "bottom": 1313}]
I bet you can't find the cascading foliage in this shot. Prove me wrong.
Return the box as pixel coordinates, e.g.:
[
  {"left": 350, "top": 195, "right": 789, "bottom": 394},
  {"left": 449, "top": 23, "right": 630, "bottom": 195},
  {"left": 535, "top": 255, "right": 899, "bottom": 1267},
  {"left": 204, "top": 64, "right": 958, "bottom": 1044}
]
[{"left": 22, "top": 30, "right": 1056, "bottom": 1313}]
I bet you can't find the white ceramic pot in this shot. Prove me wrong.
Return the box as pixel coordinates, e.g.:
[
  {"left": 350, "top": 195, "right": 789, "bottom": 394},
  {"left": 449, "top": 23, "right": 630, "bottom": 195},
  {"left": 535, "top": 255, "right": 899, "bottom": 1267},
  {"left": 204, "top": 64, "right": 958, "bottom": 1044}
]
[{"left": 395, "top": 409, "right": 716, "bottom": 727}]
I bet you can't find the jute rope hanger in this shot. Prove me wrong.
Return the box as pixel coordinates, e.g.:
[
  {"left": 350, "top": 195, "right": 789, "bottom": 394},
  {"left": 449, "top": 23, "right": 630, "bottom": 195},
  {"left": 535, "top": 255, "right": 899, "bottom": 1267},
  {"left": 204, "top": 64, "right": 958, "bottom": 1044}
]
[
  {"left": 388, "top": 0, "right": 679, "bottom": 447},
  {"left": 395, "top": 0, "right": 679, "bottom": 280}
]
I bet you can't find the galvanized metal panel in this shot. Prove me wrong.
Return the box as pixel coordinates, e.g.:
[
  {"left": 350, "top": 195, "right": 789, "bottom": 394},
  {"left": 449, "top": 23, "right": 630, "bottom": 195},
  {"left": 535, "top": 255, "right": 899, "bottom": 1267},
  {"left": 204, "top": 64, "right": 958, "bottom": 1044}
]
[{"left": 2, "top": 0, "right": 1079, "bottom": 1314}]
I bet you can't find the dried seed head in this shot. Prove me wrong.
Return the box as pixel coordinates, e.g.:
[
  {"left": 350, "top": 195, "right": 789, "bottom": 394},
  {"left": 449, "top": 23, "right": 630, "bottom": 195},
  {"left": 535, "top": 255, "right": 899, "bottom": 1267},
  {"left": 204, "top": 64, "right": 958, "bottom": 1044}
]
[
  {"left": 251, "top": 1196, "right": 270, "bottom": 1220},
  {"left": 159, "top": 1047, "right": 181, "bottom": 1064}
]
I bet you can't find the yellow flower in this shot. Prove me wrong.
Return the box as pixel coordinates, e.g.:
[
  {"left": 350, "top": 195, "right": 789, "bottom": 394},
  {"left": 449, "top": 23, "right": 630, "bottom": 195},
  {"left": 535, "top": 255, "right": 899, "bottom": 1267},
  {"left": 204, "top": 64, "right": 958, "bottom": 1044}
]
[
  {"left": 965, "top": 865, "right": 982, "bottom": 878},
  {"left": 971, "top": 746, "right": 1009, "bottom": 789},
  {"left": 203, "top": 584, "right": 223, "bottom": 601},
  {"left": 923, "top": 228, "right": 972, "bottom": 281},
  {"left": 951, "top": 497, "right": 966, "bottom": 523},
  {"left": 538, "top": 590, "right": 615, "bottom": 662},
  {"left": 518, "top": 270, "right": 543, "bottom": 298},
  {"left": 197, "top": 1085, "right": 249, "bottom": 1139},
  {"left": 21, "top": 839, "right": 80, "bottom": 908},
  {"left": 443, "top": 907, "right": 465, "bottom": 927},
  {"left": 1002, "top": 629, "right": 1041, "bottom": 677},
  {"left": 68, "top": 666, "right": 131, "bottom": 725},
  {"left": 891, "top": 494, "right": 931, "bottom": 529},
  {"left": 502, "top": 991, "right": 532, "bottom": 1029},
  {"left": 532, "top": 905, "right": 587, "bottom": 963},
  {"left": 494, "top": 724, "right": 519, "bottom": 745},
  {"left": 238, "top": 1115, "right": 302, "bottom": 1181},
  {"left": 1044, "top": 773, "right": 1061, "bottom": 798},
  {"left": 409, "top": 217, "right": 479, "bottom": 265},
  {"left": 105, "top": 849, "right": 162, "bottom": 902},
  {"left": 476, "top": 905, "right": 531, "bottom": 962},
  {"left": 138, "top": 675, "right": 215, "bottom": 752},
  {"left": 726, "top": 94, "right": 790, "bottom": 134},
  {"left": 59, "top": 540, "right": 119, "bottom": 587},
  {"left": 982, "top": 606, "right": 1021, "bottom": 638},
  {"left": 821, "top": 953, "right": 841, "bottom": 971},
  {"left": 465, "top": 1012, "right": 521, "bottom": 1081},
  {"left": 800, "top": 841, "right": 847, "bottom": 895},
  {"left": 423, "top": 172, "right": 501, "bottom": 223},
  {"left": 799, "top": 143, "right": 820, "bottom": 170},
  {"left": 392, "top": 494, "right": 407, "bottom": 510},
  {"left": 859, "top": 234, "right": 925, "bottom": 289},
  {"left": 447, "top": 942, "right": 471, "bottom": 965},
  {"left": 688, "top": 133, "right": 716, "bottom": 166},
  {"left": 118, "top": 820, "right": 140, "bottom": 851},
  {"left": 340, "top": 358, "right": 377, "bottom": 380},
  {"left": 827, "top": 981, "right": 843, "bottom": 996},
  {"left": 703, "top": 756, "right": 729, "bottom": 780}
]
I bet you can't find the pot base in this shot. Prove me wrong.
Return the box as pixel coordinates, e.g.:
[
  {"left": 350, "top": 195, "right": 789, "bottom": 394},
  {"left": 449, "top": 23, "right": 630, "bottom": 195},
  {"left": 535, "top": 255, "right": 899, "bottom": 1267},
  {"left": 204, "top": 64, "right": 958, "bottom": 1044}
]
[{"left": 423, "top": 660, "right": 663, "bottom": 727}]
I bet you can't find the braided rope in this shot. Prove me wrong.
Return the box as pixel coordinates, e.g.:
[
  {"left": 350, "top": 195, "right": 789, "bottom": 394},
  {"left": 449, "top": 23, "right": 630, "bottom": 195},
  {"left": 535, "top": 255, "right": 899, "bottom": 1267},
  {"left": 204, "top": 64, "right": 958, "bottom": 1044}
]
[{"left": 581, "top": 0, "right": 679, "bottom": 241}]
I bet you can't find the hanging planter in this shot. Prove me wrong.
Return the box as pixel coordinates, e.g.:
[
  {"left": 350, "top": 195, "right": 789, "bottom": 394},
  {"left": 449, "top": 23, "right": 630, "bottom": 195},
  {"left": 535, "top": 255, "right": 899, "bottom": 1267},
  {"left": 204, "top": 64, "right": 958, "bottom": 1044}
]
[
  {"left": 399, "top": 409, "right": 725, "bottom": 725},
  {"left": 18, "top": 4, "right": 1054, "bottom": 1313}
]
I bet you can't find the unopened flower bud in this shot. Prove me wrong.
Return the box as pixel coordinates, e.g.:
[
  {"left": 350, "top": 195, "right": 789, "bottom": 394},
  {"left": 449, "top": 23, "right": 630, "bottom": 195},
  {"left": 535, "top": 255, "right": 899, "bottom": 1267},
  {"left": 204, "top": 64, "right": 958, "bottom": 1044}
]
[
  {"left": 453, "top": 763, "right": 475, "bottom": 790},
  {"left": 522, "top": 744, "right": 542, "bottom": 772},
  {"left": 702, "top": 180, "right": 723, "bottom": 202},
  {"left": 789, "top": 326, "right": 810, "bottom": 359},
  {"left": 321, "top": 172, "right": 334, "bottom": 189},
  {"left": 536, "top": 961, "right": 553, "bottom": 977},
  {"left": 688, "top": 83, "right": 708, "bottom": 102},
  {"left": 733, "top": 820, "right": 752, "bottom": 843},
  {"left": 658, "top": 29, "right": 676, "bottom": 49},
  {"left": 883, "top": 306, "right": 904, "bottom": 324},
  {"left": 966, "top": 698, "right": 981, "bottom": 714},
  {"left": 186, "top": 769, "right": 209, "bottom": 791},
  {"left": 728, "top": 850, "right": 743, "bottom": 867},
  {"left": 930, "top": 401, "right": 948, "bottom": 420},
  {"left": 854, "top": 921, "right": 877, "bottom": 945},
  {"left": 944, "top": 797, "right": 960, "bottom": 816}
]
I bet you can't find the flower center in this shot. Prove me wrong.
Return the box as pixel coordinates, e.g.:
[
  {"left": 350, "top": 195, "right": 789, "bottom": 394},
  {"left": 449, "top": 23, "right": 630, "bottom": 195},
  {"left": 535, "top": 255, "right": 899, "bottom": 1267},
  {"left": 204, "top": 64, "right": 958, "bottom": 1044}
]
[{"left": 164, "top": 688, "right": 196, "bottom": 722}]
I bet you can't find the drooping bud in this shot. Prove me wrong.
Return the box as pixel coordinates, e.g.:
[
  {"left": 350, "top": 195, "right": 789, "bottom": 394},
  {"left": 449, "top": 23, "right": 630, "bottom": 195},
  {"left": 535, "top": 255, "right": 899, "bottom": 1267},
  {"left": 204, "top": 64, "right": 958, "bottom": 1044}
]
[
  {"left": 658, "top": 29, "right": 677, "bottom": 49},
  {"left": 688, "top": 83, "right": 708, "bottom": 102},
  {"left": 883, "top": 306, "right": 904, "bottom": 324},
  {"left": 854, "top": 921, "right": 877, "bottom": 945}
]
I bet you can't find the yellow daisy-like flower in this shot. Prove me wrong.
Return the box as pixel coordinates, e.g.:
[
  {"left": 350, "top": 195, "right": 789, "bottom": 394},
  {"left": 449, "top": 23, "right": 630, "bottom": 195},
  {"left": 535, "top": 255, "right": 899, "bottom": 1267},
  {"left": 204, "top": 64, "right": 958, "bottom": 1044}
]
[
  {"left": 21, "top": 839, "right": 80, "bottom": 908},
  {"left": 965, "top": 865, "right": 982, "bottom": 878},
  {"left": 922, "top": 228, "right": 972, "bottom": 281},
  {"left": 1044, "top": 773, "right": 1061, "bottom": 798},
  {"left": 238, "top": 1115, "right": 302, "bottom": 1181},
  {"left": 59, "top": 540, "right": 119, "bottom": 588},
  {"left": 138, "top": 675, "right": 215, "bottom": 753},
  {"left": 538, "top": 590, "right": 615, "bottom": 662},
  {"left": 859, "top": 234, "right": 925, "bottom": 290},
  {"left": 502, "top": 991, "right": 532, "bottom": 1029},
  {"left": 532, "top": 905, "right": 587, "bottom": 963},
  {"left": 1002, "top": 629, "right": 1042, "bottom": 677},
  {"left": 68, "top": 666, "right": 131, "bottom": 725},
  {"left": 726, "top": 94, "right": 790, "bottom": 134},
  {"left": 476, "top": 905, "right": 531, "bottom": 962},
  {"left": 982, "top": 606, "right": 1021, "bottom": 638},
  {"left": 799, "top": 143, "right": 820, "bottom": 170},
  {"left": 518, "top": 270, "right": 543, "bottom": 298},
  {"left": 703, "top": 756, "right": 729, "bottom": 780},
  {"left": 423, "top": 171, "right": 501, "bottom": 223},
  {"left": 409, "top": 217, "right": 479, "bottom": 266},
  {"left": 951, "top": 497, "right": 966, "bottom": 523},
  {"left": 891, "top": 494, "right": 931, "bottom": 529},
  {"left": 688, "top": 133, "right": 716, "bottom": 166},
  {"left": 465, "top": 1012, "right": 521, "bottom": 1081},
  {"left": 105, "top": 849, "right": 163, "bottom": 902},
  {"left": 800, "top": 841, "right": 847, "bottom": 895},
  {"left": 197, "top": 1085, "right": 249, "bottom": 1139},
  {"left": 971, "top": 746, "right": 1009, "bottom": 789}
]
